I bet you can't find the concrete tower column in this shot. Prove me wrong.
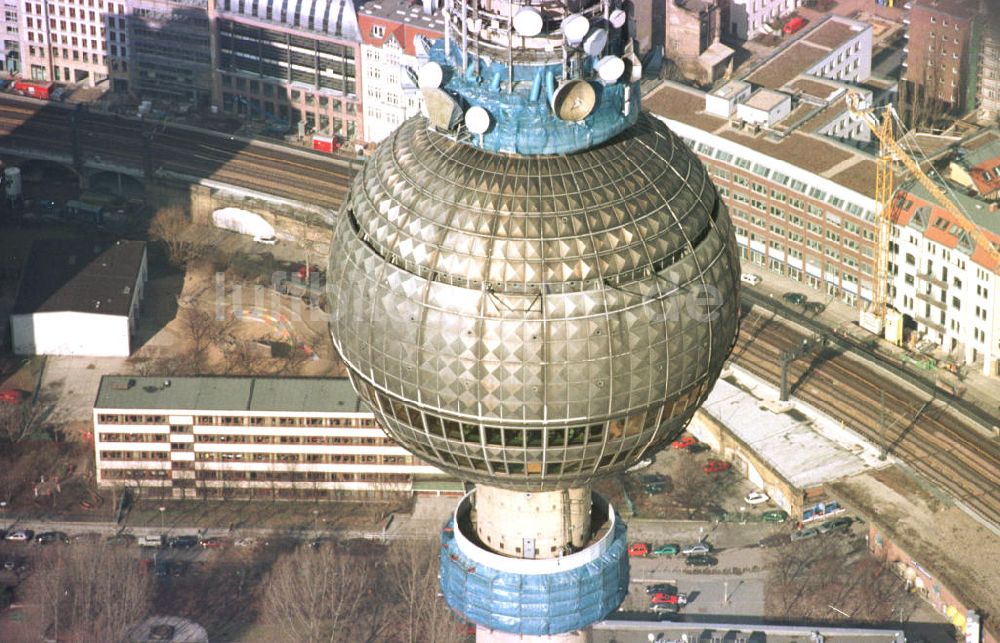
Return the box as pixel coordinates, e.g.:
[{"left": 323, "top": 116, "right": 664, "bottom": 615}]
[{"left": 474, "top": 485, "right": 592, "bottom": 559}]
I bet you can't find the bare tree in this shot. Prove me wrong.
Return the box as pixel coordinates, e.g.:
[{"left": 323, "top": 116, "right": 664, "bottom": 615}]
[
  {"left": 766, "top": 534, "right": 916, "bottom": 622},
  {"left": 0, "top": 400, "right": 44, "bottom": 443},
  {"left": 148, "top": 205, "right": 194, "bottom": 266},
  {"left": 384, "top": 539, "right": 467, "bottom": 643},
  {"left": 261, "top": 543, "right": 377, "bottom": 642},
  {"left": 23, "top": 542, "right": 152, "bottom": 642}
]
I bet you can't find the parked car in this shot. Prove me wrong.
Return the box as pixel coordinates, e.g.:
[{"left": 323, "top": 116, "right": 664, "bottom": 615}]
[
  {"left": 761, "top": 509, "right": 788, "bottom": 523},
  {"left": 650, "top": 592, "right": 687, "bottom": 606},
  {"left": 639, "top": 473, "right": 668, "bottom": 495},
  {"left": 681, "top": 542, "right": 712, "bottom": 555},
  {"left": 646, "top": 583, "right": 677, "bottom": 595},
  {"left": 34, "top": 531, "right": 69, "bottom": 545},
  {"left": 0, "top": 389, "right": 30, "bottom": 405},
  {"left": 652, "top": 543, "right": 681, "bottom": 557},
  {"left": 627, "top": 542, "right": 650, "bottom": 557},
  {"left": 234, "top": 537, "right": 258, "bottom": 548},
  {"left": 650, "top": 602, "right": 679, "bottom": 614},
  {"left": 5, "top": 530, "right": 34, "bottom": 542},
  {"left": 626, "top": 458, "right": 654, "bottom": 472},
  {"left": 671, "top": 435, "right": 698, "bottom": 449},
  {"left": 703, "top": 459, "right": 731, "bottom": 474},
  {"left": 199, "top": 537, "right": 227, "bottom": 549},
  {"left": 782, "top": 292, "right": 807, "bottom": 305},
  {"left": 740, "top": 273, "right": 761, "bottom": 286},
  {"left": 685, "top": 554, "right": 717, "bottom": 567},
  {"left": 138, "top": 534, "right": 165, "bottom": 548},
  {"left": 169, "top": 535, "right": 199, "bottom": 549},
  {"left": 744, "top": 491, "right": 769, "bottom": 505},
  {"left": 783, "top": 16, "right": 808, "bottom": 35},
  {"left": 790, "top": 527, "right": 820, "bottom": 542},
  {"left": 817, "top": 517, "right": 853, "bottom": 534}
]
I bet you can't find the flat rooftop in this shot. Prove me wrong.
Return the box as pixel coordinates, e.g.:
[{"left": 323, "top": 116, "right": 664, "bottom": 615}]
[
  {"left": 710, "top": 80, "right": 750, "bottom": 99},
  {"left": 12, "top": 239, "right": 145, "bottom": 317},
  {"left": 644, "top": 81, "right": 879, "bottom": 198},
  {"left": 700, "top": 373, "right": 878, "bottom": 490},
  {"left": 95, "top": 376, "right": 370, "bottom": 414},
  {"left": 745, "top": 15, "right": 870, "bottom": 91},
  {"left": 594, "top": 620, "right": 904, "bottom": 642},
  {"left": 356, "top": 0, "right": 446, "bottom": 30},
  {"left": 744, "top": 88, "right": 788, "bottom": 111}
]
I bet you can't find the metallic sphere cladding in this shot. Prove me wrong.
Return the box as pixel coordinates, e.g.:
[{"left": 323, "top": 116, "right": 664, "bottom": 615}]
[{"left": 327, "top": 113, "right": 740, "bottom": 491}]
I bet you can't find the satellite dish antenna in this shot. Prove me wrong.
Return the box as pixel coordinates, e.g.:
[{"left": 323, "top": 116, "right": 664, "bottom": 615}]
[
  {"left": 609, "top": 8, "right": 627, "bottom": 29},
  {"left": 562, "top": 14, "right": 590, "bottom": 44},
  {"left": 418, "top": 62, "right": 443, "bottom": 89},
  {"left": 422, "top": 88, "right": 463, "bottom": 130},
  {"left": 596, "top": 55, "right": 625, "bottom": 82},
  {"left": 465, "top": 106, "right": 491, "bottom": 134},
  {"left": 551, "top": 80, "right": 596, "bottom": 121},
  {"left": 583, "top": 28, "right": 608, "bottom": 56},
  {"left": 513, "top": 7, "right": 544, "bottom": 37}
]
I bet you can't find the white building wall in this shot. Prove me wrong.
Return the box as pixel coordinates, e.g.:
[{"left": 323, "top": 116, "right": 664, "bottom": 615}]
[
  {"left": 92, "top": 406, "right": 449, "bottom": 494},
  {"left": 890, "top": 225, "right": 1000, "bottom": 376},
  {"left": 361, "top": 39, "right": 423, "bottom": 144},
  {"left": 12, "top": 311, "right": 130, "bottom": 356},
  {"left": 727, "top": 0, "right": 799, "bottom": 40},
  {"left": 805, "top": 26, "right": 872, "bottom": 85}
]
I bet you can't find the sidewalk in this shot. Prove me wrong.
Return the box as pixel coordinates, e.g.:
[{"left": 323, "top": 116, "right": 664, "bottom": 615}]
[{"left": 739, "top": 262, "right": 1000, "bottom": 428}]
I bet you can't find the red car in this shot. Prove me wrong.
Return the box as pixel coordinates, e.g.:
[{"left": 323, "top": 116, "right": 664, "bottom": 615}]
[
  {"left": 0, "top": 389, "right": 29, "bottom": 405},
  {"left": 650, "top": 592, "right": 687, "bottom": 606},
  {"left": 628, "top": 542, "right": 650, "bottom": 557},
  {"left": 783, "top": 16, "right": 807, "bottom": 35},
  {"left": 671, "top": 435, "right": 698, "bottom": 449},
  {"left": 199, "top": 537, "right": 226, "bottom": 549},
  {"left": 704, "top": 459, "right": 731, "bottom": 474}
]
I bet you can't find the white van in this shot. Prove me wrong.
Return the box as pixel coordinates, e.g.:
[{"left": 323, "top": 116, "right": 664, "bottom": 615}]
[
  {"left": 740, "top": 273, "right": 761, "bottom": 286},
  {"left": 138, "top": 534, "right": 164, "bottom": 548}
]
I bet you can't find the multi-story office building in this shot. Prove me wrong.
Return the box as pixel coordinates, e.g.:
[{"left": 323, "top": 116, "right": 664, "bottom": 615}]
[
  {"left": 902, "top": 0, "right": 978, "bottom": 113},
  {"left": 1, "top": 0, "right": 19, "bottom": 73},
  {"left": 645, "top": 17, "right": 881, "bottom": 308},
  {"left": 975, "top": 21, "right": 1000, "bottom": 125},
  {"left": 126, "top": 0, "right": 212, "bottom": 104},
  {"left": 722, "top": 0, "right": 800, "bottom": 41},
  {"left": 93, "top": 376, "right": 457, "bottom": 499},
  {"left": 890, "top": 184, "right": 1000, "bottom": 376},
  {"left": 212, "top": 0, "right": 363, "bottom": 143},
  {"left": 356, "top": 0, "right": 443, "bottom": 144},
  {"left": 19, "top": 0, "right": 123, "bottom": 85}
]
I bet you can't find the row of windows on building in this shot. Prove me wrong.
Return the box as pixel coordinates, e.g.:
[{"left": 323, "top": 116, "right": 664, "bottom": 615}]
[
  {"left": 101, "top": 468, "right": 410, "bottom": 483},
  {"left": 100, "top": 450, "right": 411, "bottom": 464},
  {"left": 97, "top": 432, "right": 390, "bottom": 445},
  {"left": 97, "top": 413, "right": 377, "bottom": 428}
]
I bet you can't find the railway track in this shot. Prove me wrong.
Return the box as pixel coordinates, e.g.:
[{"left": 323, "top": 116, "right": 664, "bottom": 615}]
[
  {"left": 732, "top": 311, "right": 1000, "bottom": 529},
  {"left": 0, "top": 99, "right": 357, "bottom": 211}
]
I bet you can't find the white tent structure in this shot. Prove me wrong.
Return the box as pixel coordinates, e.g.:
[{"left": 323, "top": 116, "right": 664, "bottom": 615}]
[{"left": 211, "top": 208, "right": 275, "bottom": 240}]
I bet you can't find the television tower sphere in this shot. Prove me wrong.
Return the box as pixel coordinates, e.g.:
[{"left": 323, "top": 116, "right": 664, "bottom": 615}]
[{"left": 326, "top": 116, "right": 740, "bottom": 491}]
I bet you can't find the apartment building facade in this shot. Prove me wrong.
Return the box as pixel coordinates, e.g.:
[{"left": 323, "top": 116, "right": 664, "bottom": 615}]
[
  {"left": 93, "top": 376, "right": 454, "bottom": 499},
  {"left": 890, "top": 185, "right": 1000, "bottom": 376},
  {"left": 1, "top": 0, "right": 19, "bottom": 73},
  {"left": 212, "top": 0, "right": 363, "bottom": 143},
  {"left": 976, "top": 21, "right": 1000, "bottom": 124},
  {"left": 356, "top": 0, "right": 443, "bottom": 144},
  {"left": 902, "top": 0, "right": 978, "bottom": 113},
  {"left": 19, "top": 0, "right": 124, "bottom": 85},
  {"left": 722, "top": 0, "right": 800, "bottom": 41},
  {"left": 126, "top": 0, "right": 212, "bottom": 103}
]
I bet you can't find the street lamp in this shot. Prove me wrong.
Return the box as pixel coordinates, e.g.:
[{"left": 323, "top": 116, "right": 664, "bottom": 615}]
[{"left": 158, "top": 506, "right": 166, "bottom": 533}]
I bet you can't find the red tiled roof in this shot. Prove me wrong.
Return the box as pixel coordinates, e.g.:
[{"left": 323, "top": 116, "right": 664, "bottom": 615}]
[{"left": 895, "top": 189, "right": 1000, "bottom": 272}]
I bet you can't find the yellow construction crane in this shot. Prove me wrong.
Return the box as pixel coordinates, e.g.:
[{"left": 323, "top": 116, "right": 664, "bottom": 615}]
[{"left": 845, "top": 91, "right": 1000, "bottom": 341}]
